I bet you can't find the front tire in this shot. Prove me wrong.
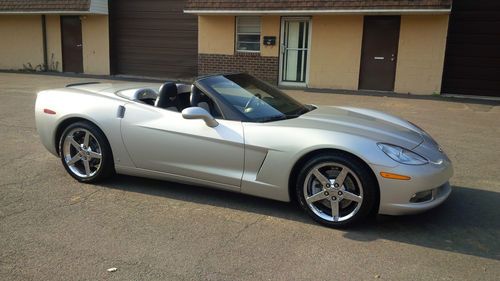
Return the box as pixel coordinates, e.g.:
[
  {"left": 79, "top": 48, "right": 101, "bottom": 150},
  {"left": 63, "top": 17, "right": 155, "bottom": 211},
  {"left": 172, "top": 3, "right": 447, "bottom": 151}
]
[
  {"left": 296, "top": 153, "right": 378, "bottom": 228},
  {"left": 59, "top": 121, "right": 114, "bottom": 182}
]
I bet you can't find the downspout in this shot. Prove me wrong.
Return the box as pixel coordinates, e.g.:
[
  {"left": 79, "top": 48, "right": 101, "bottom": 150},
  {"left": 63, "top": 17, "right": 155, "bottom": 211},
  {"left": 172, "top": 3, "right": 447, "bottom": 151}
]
[{"left": 41, "top": 14, "right": 48, "bottom": 71}]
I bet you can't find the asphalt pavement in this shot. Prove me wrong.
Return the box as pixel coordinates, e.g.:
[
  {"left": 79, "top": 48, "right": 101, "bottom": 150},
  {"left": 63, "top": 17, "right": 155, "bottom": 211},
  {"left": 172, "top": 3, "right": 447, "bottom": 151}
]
[{"left": 1, "top": 72, "right": 499, "bottom": 280}]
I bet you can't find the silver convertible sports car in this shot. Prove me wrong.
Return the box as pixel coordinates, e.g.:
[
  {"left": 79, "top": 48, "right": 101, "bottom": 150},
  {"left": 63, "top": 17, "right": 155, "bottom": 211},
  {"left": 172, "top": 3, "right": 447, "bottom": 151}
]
[{"left": 35, "top": 73, "right": 453, "bottom": 227}]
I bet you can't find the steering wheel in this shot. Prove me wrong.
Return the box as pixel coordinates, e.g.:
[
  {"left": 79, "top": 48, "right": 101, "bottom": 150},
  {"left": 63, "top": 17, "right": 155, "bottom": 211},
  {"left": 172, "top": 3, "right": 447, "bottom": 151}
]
[{"left": 244, "top": 94, "right": 262, "bottom": 113}]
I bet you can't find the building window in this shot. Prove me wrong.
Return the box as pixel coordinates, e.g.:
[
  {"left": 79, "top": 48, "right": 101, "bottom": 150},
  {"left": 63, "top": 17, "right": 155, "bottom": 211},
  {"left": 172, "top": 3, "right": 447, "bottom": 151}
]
[{"left": 236, "top": 17, "right": 261, "bottom": 52}]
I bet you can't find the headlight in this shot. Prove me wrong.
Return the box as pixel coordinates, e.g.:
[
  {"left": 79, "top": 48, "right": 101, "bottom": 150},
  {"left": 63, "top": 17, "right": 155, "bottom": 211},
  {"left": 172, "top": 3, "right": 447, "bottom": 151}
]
[{"left": 377, "top": 143, "right": 429, "bottom": 165}]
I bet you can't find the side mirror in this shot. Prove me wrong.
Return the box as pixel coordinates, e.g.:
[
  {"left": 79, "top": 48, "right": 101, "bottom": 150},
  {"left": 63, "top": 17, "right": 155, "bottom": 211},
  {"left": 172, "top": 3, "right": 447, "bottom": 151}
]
[{"left": 181, "top": 107, "right": 219, "bottom": 128}]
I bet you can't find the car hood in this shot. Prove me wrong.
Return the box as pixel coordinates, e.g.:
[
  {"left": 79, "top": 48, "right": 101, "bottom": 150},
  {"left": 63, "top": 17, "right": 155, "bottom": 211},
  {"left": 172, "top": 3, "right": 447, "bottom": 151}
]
[{"left": 289, "top": 106, "right": 424, "bottom": 149}]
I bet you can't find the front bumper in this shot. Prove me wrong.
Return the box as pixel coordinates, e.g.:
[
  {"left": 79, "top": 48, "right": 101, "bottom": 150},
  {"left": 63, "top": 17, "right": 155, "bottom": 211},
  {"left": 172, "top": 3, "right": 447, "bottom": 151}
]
[
  {"left": 380, "top": 182, "right": 452, "bottom": 215},
  {"left": 373, "top": 156, "right": 454, "bottom": 216}
]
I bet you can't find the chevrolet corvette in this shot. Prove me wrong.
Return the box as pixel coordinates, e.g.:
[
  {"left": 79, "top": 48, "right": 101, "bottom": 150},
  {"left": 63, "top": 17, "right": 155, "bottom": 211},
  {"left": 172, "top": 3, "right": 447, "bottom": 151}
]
[{"left": 35, "top": 73, "right": 453, "bottom": 227}]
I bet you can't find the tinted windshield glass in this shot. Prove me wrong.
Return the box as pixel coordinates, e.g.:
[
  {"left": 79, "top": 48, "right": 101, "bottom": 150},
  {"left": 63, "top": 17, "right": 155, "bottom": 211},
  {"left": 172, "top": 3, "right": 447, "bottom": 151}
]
[{"left": 200, "top": 74, "right": 310, "bottom": 122}]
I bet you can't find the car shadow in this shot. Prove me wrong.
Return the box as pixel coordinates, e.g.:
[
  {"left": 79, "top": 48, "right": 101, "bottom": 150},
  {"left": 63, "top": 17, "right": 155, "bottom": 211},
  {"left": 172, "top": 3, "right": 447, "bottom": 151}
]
[
  {"left": 343, "top": 185, "right": 500, "bottom": 261},
  {"left": 99, "top": 175, "right": 499, "bottom": 261},
  {"left": 99, "top": 174, "right": 313, "bottom": 224}
]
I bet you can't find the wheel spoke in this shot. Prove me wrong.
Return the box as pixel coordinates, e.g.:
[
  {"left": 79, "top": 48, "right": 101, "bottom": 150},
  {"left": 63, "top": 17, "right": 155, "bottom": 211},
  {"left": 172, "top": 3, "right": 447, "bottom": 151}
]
[
  {"left": 89, "top": 151, "right": 102, "bottom": 159},
  {"left": 68, "top": 136, "right": 81, "bottom": 150},
  {"left": 335, "top": 168, "right": 349, "bottom": 187},
  {"left": 83, "top": 132, "right": 90, "bottom": 147},
  {"left": 67, "top": 154, "right": 81, "bottom": 166},
  {"left": 343, "top": 191, "right": 362, "bottom": 203},
  {"left": 330, "top": 200, "right": 340, "bottom": 222},
  {"left": 306, "top": 191, "right": 327, "bottom": 204},
  {"left": 83, "top": 160, "right": 91, "bottom": 176},
  {"left": 312, "top": 169, "right": 330, "bottom": 187}
]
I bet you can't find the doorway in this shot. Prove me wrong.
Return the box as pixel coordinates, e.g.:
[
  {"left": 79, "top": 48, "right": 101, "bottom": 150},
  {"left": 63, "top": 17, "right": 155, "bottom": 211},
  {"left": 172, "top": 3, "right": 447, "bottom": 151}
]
[
  {"left": 61, "top": 16, "right": 83, "bottom": 73},
  {"left": 359, "top": 16, "right": 401, "bottom": 91},
  {"left": 279, "top": 17, "right": 311, "bottom": 86}
]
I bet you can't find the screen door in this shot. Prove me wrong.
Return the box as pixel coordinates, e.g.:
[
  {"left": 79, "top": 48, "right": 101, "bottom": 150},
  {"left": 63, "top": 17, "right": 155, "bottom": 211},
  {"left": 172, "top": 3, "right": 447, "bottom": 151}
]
[{"left": 280, "top": 18, "right": 310, "bottom": 85}]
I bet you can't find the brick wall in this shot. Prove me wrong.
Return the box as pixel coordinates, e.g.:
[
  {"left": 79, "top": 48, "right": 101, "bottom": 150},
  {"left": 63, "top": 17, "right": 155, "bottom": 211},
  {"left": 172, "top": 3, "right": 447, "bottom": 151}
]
[{"left": 198, "top": 53, "right": 279, "bottom": 84}]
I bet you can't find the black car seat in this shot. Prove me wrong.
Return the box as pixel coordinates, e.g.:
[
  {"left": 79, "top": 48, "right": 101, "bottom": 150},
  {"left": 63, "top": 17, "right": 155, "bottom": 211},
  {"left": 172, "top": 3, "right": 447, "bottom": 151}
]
[
  {"left": 190, "top": 86, "right": 211, "bottom": 112},
  {"left": 155, "top": 82, "right": 178, "bottom": 111}
]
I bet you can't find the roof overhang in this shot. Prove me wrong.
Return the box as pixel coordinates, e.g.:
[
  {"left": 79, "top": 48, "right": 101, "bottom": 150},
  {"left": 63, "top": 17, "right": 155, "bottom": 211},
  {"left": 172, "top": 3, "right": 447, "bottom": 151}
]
[
  {"left": 184, "top": 8, "right": 451, "bottom": 15},
  {"left": 0, "top": 0, "right": 107, "bottom": 15},
  {"left": 0, "top": 10, "right": 107, "bottom": 15}
]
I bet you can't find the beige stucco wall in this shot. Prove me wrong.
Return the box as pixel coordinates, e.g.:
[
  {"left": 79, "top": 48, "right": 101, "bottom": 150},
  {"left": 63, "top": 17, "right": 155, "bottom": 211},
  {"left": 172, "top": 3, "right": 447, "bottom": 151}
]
[
  {"left": 394, "top": 15, "right": 449, "bottom": 95},
  {"left": 45, "top": 15, "right": 63, "bottom": 72},
  {"left": 81, "top": 15, "right": 110, "bottom": 75},
  {"left": 309, "top": 15, "right": 364, "bottom": 90},
  {"left": 199, "top": 15, "right": 280, "bottom": 56},
  {"left": 261, "top": 16, "right": 280, "bottom": 57},
  {"left": 0, "top": 15, "right": 44, "bottom": 70},
  {"left": 199, "top": 16, "right": 235, "bottom": 55},
  {"left": 0, "top": 15, "right": 110, "bottom": 74},
  {"left": 196, "top": 14, "right": 448, "bottom": 94}
]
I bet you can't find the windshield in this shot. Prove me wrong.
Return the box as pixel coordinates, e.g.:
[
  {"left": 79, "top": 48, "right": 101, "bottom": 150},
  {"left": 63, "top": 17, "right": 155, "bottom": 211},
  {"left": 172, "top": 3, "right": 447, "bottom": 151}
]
[{"left": 198, "top": 73, "right": 311, "bottom": 122}]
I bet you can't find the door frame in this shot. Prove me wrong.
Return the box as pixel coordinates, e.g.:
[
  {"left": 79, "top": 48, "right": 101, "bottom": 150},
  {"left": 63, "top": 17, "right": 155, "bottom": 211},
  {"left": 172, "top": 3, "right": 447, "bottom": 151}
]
[{"left": 278, "top": 16, "right": 312, "bottom": 87}]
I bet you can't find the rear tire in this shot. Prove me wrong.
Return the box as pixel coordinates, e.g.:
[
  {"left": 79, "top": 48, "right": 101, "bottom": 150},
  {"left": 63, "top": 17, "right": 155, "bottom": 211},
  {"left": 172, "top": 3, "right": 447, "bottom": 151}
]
[
  {"left": 59, "top": 121, "right": 114, "bottom": 182},
  {"left": 295, "top": 152, "right": 378, "bottom": 228}
]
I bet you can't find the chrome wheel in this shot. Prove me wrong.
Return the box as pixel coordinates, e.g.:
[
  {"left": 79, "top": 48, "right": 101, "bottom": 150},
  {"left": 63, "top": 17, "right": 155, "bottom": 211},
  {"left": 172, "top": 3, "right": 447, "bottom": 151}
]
[
  {"left": 62, "top": 128, "right": 102, "bottom": 178},
  {"left": 303, "top": 162, "right": 363, "bottom": 222}
]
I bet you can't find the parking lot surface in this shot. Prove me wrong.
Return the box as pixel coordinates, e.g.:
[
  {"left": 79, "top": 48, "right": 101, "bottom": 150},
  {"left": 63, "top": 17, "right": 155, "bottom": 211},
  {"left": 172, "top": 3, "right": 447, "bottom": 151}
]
[{"left": 1, "top": 73, "right": 499, "bottom": 280}]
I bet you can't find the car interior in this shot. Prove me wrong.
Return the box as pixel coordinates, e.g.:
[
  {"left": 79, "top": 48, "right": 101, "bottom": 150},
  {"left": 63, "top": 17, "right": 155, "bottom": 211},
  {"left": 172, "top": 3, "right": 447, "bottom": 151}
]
[{"left": 133, "top": 82, "right": 222, "bottom": 118}]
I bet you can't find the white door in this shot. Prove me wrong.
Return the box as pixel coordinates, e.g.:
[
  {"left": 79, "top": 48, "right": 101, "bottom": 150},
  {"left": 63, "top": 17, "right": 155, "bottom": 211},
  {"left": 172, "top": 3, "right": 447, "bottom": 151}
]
[
  {"left": 279, "top": 18, "right": 311, "bottom": 86},
  {"left": 120, "top": 103, "right": 245, "bottom": 188}
]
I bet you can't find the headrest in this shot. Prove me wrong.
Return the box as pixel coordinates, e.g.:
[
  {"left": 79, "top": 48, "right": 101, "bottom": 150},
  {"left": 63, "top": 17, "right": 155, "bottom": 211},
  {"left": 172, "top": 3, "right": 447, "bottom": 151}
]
[
  {"left": 159, "top": 82, "right": 178, "bottom": 98},
  {"left": 155, "top": 82, "right": 178, "bottom": 109}
]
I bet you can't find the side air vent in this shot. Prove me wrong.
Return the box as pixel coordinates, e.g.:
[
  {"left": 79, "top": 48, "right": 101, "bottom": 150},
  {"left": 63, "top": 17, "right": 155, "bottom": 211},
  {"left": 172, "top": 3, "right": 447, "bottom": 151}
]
[{"left": 117, "top": 105, "right": 126, "bottom": 118}]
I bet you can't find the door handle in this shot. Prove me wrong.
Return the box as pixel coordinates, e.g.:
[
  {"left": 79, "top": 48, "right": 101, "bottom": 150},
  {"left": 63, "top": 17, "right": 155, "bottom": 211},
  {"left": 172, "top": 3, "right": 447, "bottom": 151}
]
[{"left": 76, "top": 44, "right": 82, "bottom": 47}]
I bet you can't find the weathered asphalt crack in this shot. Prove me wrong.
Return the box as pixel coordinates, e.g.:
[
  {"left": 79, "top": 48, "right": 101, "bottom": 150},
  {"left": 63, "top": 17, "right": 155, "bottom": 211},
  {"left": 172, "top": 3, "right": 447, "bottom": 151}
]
[
  {"left": 224, "top": 216, "right": 264, "bottom": 246},
  {"left": 0, "top": 182, "right": 19, "bottom": 188},
  {"left": 194, "top": 215, "right": 265, "bottom": 276},
  {"left": 68, "top": 189, "right": 101, "bottom": 206},
  {"left": 0, "top": 153, "right": 32, "bottom": 169},
  {"left": 0, "top": 208, "right": 30, "bottom": 221},
  {"left": 0, "top": 188, "right": 103, "bottom": 221},
  {"left": 0, "top": 122, "right": 35, "bottom": 130},
  {"left": 2, "top": 196, "right": 24, "bottom": 208}
]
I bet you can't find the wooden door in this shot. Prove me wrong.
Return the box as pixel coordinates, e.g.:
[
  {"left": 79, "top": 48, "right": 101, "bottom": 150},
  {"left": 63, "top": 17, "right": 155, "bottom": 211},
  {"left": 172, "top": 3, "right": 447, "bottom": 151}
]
[
  {"left": 359, "top": 16, "right": 401, "bottom": 91},
  {"left": 61, "top": 16, "right": 83, "bottom": 73}
]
